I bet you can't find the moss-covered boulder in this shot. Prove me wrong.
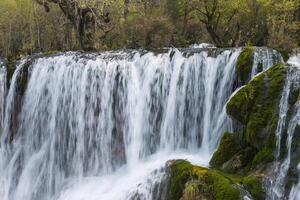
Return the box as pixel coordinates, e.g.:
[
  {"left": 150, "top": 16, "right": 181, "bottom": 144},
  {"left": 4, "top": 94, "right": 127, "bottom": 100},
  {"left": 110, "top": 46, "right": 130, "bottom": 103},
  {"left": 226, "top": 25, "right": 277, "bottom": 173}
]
[
  {"left": 210, "top": 132, "right": 242, "bottom": 168},
  {"left": 210, "top": 132, "right": 257, "bottom": 173},
  {"left": 166, "top": 160, "right": 241, "bottom": 200},
  {"left": 236, "top": 47, "right": 254, "bottom": 85},
  {"left": 207, "top": 63, "right": 287, "bottom": 200},
  {"left": 212, "top": 64, "right": 287, "bottom": 171},
  {"left": 227, "top": 64, "right": 286, "bottom": 158},
  {"left": 16, "top": 59, "right": 32, "bottom": 96},
  {"left": 242, "top": 175, "right": 265, "bottom": 200},
  {"left": 222, "top": 147, "right": 257, "bottom": 173},
  {"left": 275, "top": 48, "right": 289, "bottom": 62}
]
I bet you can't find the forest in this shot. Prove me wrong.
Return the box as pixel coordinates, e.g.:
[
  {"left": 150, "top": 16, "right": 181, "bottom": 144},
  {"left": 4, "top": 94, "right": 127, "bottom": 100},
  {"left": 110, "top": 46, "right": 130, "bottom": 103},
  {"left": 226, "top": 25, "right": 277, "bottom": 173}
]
[{"left": 0, "top": 0, "right": 299, "bottom": 58}]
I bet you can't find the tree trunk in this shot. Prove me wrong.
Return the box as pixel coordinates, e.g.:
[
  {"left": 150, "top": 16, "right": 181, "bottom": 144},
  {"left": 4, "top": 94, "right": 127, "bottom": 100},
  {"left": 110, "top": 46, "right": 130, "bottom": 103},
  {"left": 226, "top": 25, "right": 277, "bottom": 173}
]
[
  {"left": 124, "top": 0, "right": 129, "bottom": 19},
  {"left": 77, "top": 9, "right": 96, "bottom": 51},
  {"left": 37, "top": 0, "right": 98, "bottom": 51}
]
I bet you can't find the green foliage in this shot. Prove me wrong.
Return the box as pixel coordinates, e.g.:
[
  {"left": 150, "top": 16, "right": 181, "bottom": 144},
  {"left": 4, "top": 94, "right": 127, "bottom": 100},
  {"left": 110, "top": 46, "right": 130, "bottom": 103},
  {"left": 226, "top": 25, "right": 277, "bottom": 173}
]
[
  {"left": 259, "top": 0, "right": 300, "bottom": 50},
  {"left": 0, "top": 0, "right": 299, "bottom": 57}
]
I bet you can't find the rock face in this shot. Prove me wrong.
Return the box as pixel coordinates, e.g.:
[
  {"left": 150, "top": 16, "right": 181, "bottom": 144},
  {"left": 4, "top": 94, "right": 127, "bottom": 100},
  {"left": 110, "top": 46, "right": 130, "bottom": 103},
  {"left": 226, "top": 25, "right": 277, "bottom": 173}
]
[{"left": 235, "top": 47, "right": 254, "bottom": 85}]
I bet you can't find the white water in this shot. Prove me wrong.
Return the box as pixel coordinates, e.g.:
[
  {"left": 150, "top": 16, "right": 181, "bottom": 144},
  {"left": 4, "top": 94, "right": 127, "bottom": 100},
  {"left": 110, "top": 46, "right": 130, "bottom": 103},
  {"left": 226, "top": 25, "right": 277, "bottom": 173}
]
[
  {"left": 0, "top": 48, "right": 282, "bottom": 200},
  {"left": 0, "top": 61, "right": 6, "bottom": 131},
  {"left": 267, "top": 54, "right": 300, "bottom": 200},
  {"left": 251, "top": 48, "right": 282, "bottom": 78},
  {"left": 288, "top": 54, "right": 300, "bottom": 200}
]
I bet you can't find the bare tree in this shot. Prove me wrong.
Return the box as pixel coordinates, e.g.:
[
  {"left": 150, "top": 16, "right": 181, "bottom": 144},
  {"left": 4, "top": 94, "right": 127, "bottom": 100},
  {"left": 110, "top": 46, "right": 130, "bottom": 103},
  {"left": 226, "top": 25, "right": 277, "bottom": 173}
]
[
  {"left": 36, "top": 0, "right": 111, "bottom": 50},
  {"left": 191, "top": 0, "right": 240, "bottom": 47}
]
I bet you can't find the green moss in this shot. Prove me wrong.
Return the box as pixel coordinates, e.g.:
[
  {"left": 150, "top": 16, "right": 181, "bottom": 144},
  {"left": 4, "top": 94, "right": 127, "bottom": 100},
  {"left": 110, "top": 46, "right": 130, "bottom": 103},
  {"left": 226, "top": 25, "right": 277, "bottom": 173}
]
[
  {"left": 210, "top": 132, "right": 242, "bottom": 168},
  {"left": 222, "top": 147, "right": 257, "bottom": 173},
  {"left": 182, "top": 181, "right": 200, "bottom": 199},
  {"left": 225, "top": 64, "right": 286, "bottom": 171},
  {"left": 167, "top": 160, "right": 193, "bottom": 200},
  {"left": 204, "top": 170, "right": 240, "bottom": 200},
  {"left": 250, "top": 147, "right": 274, "bottom": 171},
  {"left": 43, "top": 50, "right": 60, "bottom": 56},
  {"left": 275, "top": 48, "right": 289, "bottom": 62},
  {"left": 227, "top": 64, "right": 286, "bottom": 149},
  {"left": 16, "top": 60, "right": 32, "bottom": 96},
  {"left": 6, "top": 58, "right": 17, "bottom": 88},
  {"left": 242, "top": 175, "right": 265, "bottom": 200},
  {"left": 257, "top": 63, "right": 263, "bottom": 73},
  {"left": 167, "top": 160, "right": 240, "bottom": 200},
  {"left": 236, "top": 47, "right": 254, "bottom": 85},
  {"left": 289, "top": 88, "right": 300, "bottom": 107}
]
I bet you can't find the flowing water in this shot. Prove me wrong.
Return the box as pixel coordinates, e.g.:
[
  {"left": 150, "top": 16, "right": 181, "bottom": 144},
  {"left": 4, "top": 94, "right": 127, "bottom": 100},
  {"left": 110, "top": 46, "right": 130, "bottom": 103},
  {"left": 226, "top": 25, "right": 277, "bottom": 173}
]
[
  {"left": 267, "top": 54, "right": 300, "bottom": 200},
  {"left": 251, "top": 48, "right": 282, "bottom": 78},
  {"left": 0, "top": 59, "right": 6, "bottom": 131},
  {"left": 286, "top": 54, "right": 300, "bottom": 200},
  {"left": 0, "top": 48, "right": 282, "bottom": 200}
]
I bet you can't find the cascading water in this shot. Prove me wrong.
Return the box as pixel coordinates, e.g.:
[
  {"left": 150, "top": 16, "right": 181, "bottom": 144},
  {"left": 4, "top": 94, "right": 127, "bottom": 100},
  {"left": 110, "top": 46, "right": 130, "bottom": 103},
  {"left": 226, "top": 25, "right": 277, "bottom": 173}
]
[
  {"left": 0, "top": 59, "right": 6, "bottom": 131},
  {"left": 0, "top": 47, "right": 282, "bottom": 200},
  {"left": 286, "top": 54, "right": 300, "bottom": 200},
  {"left": 251, "top": 47, "right": 282, "bottom": 78},
  {"left": 267, "top": 54, "right": 300, "bottom": 200}
]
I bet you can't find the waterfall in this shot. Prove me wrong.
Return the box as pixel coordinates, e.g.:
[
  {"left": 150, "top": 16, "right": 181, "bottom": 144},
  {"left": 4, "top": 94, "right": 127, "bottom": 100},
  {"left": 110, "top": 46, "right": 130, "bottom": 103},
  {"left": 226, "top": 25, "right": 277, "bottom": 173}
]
[
  {"left": 0, "top": 59, "right": 6, "bottom": 131},
  {"left": 251, "top": 47, "right": 283, "bottom": 79},
  {"left": 0, "top": 47, "right": 282, "bottom": 200},
  {"left": 288, "top": 54, "right": 300, "bottom": 200},
  {"left": 267, "top": 54, "right": 300, "bottom": 200}
]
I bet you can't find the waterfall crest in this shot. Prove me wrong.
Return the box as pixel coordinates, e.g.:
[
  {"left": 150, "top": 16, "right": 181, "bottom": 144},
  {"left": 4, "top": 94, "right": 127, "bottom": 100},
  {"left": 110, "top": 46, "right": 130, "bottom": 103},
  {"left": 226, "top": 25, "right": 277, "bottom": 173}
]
[{"left": 0, "top": 48, "right": 283, "bottom": 200}]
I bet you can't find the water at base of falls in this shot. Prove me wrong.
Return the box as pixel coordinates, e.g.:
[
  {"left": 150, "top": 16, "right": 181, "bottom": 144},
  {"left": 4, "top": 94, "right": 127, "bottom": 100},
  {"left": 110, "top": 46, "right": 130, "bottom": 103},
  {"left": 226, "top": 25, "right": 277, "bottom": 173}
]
[
  {"left": 0, "top": 48, "right": 282, "bottom": 200},
  {"left": 56, "top": 152, "right": 209, "bottom": 200}
]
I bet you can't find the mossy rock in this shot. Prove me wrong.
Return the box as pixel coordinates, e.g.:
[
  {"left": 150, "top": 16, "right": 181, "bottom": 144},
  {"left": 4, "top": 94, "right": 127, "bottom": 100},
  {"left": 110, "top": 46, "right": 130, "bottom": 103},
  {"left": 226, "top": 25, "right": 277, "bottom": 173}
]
[
  {"left": 167, "top": 160, "right": 241, "bottom": 200},
  {"left": 6, "top": 58, "right": 17, "bottom": 88},
  {"left": 210, "top": 132, "right": 242, "bottom": 169},
  {"left": 42, "top": 50, "right": 60, "bottom": 57},
  {"left": 222, "top": 147, "right": 257, "bottom": 173},
  {"left": 212, "top": 63, "right": 287, "bottom": 173},
  {"left": 227, "top": 64, "right": 286, "bottom": 151},
  {"left": 242, "top": 175, "right": 265, "bottom": 200},
  {"left": 236, "top": 47, "right": 254, "bottom": 85},
  {"left": 16, "top": 59, "right": 32, "bottom": 96},
  {"left": 275, "top": 48, "right": 289, "bottom": 62}
]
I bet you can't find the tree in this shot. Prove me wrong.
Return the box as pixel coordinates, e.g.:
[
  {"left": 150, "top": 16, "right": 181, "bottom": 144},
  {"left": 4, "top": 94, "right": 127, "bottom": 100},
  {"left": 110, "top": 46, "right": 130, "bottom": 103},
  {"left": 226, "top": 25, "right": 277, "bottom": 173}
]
[
  {"left": 124, "top": 0, "right": 129, "bottom": 19},
  {"left": 36, "top": 0, "right": 112, "bottom": 50},
  {"left": 259, "top": 0, "right": 300, "bottom": 49},
  {"left": 190, "top": 0, "right": 242, "bottom": 47}
]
